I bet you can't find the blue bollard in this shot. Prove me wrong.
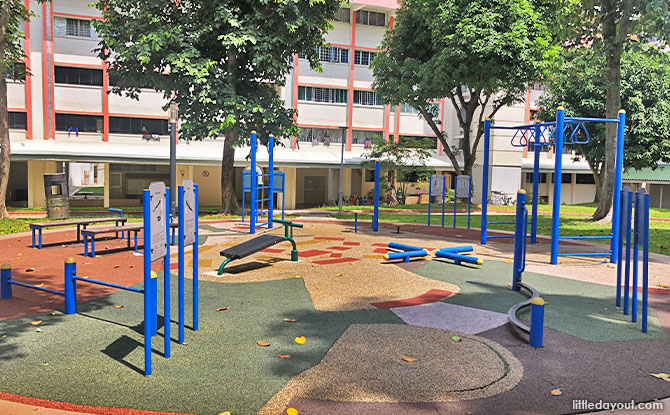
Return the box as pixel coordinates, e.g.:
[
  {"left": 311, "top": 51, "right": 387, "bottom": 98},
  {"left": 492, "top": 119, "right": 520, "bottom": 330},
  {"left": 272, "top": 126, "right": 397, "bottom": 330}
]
[
  {"left": 529, "top": 297, "right": 545, "bottom": 348},
  {"left": 435, "top": 251, "right": 483, "bottom": 265},
  {"left": 194, "top": 184, "right": 199, "bottom": 332},
  {"left": 64, "top": 258, "right": 77, "bottom": 314},
  {"left": 178, "top": 185, "right": 185, "bottom": 344},
  {"left": 388, "top": 242, "right": 422, "bottom": 252},
  {"left": 437, "top": 246, "right": 474, "bottom": 254},
  {"left": 373, "top": 160, "right": 380, "bottom": 232},
  {"left": 383, "top": 250, "right": 428, "bottom": 262},
  {"left": 1, "top": 264, "right": 12, "bottom": 299},
  {"left": 512, "top": 190, "right": 528, "bottom": 291}
]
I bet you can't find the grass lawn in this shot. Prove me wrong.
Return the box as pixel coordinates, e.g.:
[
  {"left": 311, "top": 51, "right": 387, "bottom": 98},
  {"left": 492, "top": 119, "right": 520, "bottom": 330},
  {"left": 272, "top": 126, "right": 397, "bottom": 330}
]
[{"left": 333, "top": 212, "right": 670, "bottom": 256}]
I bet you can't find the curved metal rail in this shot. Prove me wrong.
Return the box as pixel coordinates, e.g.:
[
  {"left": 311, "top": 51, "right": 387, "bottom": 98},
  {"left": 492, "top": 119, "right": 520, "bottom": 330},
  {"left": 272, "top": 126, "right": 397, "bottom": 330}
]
[{"left": 507, "top": 282, "right": 540, "bottom": 333}]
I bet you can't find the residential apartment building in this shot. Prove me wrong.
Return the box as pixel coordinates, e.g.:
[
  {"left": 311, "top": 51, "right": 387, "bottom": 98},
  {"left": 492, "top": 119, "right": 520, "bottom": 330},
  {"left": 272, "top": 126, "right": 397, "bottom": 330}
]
[{"left": 6, "top": 0, "right": 603, "bottom": 211}]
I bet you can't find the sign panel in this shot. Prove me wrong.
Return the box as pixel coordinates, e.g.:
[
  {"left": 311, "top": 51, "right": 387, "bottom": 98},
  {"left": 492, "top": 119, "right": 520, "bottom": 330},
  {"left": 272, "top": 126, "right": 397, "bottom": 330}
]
[
  {"left": 148, "top": 181, "right": 167, "bottom": 261},
  {"left": 243, "top": 166, "right": 264, "bottom": 188},
  {"left": 430, "top": 174, "right": 445, "bottom": 197},
  {"left": 183, "top": 179, "right": 196, "bottom": 245},
  {"left": 456, "top": 175, "right": 471, "bottom": 198}
]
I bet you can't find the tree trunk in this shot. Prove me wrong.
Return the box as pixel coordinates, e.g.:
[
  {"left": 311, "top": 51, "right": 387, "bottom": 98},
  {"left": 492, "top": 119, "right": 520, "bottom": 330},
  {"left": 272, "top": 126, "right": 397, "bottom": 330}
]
[
  {"left": 0, "top": 3, "right": 11, "bottom": 219},
  {"left": 220, "top": 129, "right": 239, "bottom": 214},
  {"left": 592, "top": 12, "right": 623, "bottom": 221}
]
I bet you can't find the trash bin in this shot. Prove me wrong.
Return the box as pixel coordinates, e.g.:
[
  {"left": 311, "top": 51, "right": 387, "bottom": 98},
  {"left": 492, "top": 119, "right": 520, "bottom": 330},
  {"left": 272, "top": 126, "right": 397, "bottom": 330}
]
[{"left": 43, "top": 173, "right": 70, "bottom": 219}]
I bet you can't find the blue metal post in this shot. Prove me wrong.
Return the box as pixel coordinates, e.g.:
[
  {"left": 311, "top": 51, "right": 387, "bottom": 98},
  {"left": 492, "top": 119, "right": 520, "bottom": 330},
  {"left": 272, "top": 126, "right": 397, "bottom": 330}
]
[
  {"left": 623, "top": 191, "right": 633, "bottom": 315},
  {"left": 1, "top": 264, "right": 12, "bottom": 299},
  {"left": 481, "top": 119, "right": 491, "bottom": 244},
  {"left": 642, "top": 192, "right": 649, "bottom": 333},
  {"left": 268, "top": 134, "right": 274, "bottom": 229},
  {"left": 512, "top": 190, "right": 527, "bottom": 291},
  {"left": 373, "top": 160, "right": 380, "bottom": 232},
  {"left": 242, "top": 174, "right": 246, "bottom": 223},
  {"left": 64, "top": 258, "right": 76, "bottom": 314},
  {"left": 611, "top": 110, "right": 626, "bottom": 264},
  {"left": 281, "top": 174, "right": 285, "bottom": 221},
  {"left": 178, "top": 185, "right": 185, "bottom": 344},
  {"left": 250, "top": 131, "right": 257, "bottom": 234},
  {"left": 164, "top": 187, "right": 171, "bottom": 358},
  {"left": 467, "top": 176, "right": 472, "bottom": 230},
  {"left": 615, "top": 189, "right": 626, "bottom": 307},
  {"left": 441, "top": 175, "right": 445, "bottom": 228},
  {"left": 550, "top": 107, "right": 565, "bottom": 264},
  {"left": 427, "top": 175, "right": 432, "bottom": 227},
  {"left": 193, "top": 184, "right": 199, "bottom": 331},
  {"left": 632, "top": 190, "right": 640, "bottom": 323},
  {"left": 531, "top": 123, "right": 541, "bottom": 244},
  {"left": 142, "top": 189, "right": 152, "bottom": 376},
  {"left": 529, "top": 297, "right": 545, "bottom": 348},
  {"left": 452, "top": 176, "right": 455, "bottom": 228}
]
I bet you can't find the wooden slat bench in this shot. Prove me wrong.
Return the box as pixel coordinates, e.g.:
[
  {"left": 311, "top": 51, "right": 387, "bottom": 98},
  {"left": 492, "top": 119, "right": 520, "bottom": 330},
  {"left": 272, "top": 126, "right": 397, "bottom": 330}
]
[{"left": 29, "top": 217, "right": 127, "bottom": 249}]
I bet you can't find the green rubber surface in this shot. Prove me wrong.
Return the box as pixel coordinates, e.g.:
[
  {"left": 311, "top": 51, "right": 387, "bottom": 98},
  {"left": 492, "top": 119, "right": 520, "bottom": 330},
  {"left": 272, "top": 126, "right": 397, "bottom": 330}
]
[
  {"left": 0, "top": 275, "right": 402, "bottom": 415},
  {"left": 412, "top": 259, "right": 665, "bottom": 342}
]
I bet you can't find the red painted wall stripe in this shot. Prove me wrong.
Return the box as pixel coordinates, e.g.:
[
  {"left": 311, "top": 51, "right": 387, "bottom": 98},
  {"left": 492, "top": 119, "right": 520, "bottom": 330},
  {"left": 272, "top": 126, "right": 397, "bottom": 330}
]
[
  {"left": 346, "top": 11, "right": 356, "bottom": 152},
  {"left": 292, "top": 53, "right": 299, "bottom": 149},
  {"left": 102, "top": 62, "right": 109, "bottom": 142},
  {"left": 23, "top": 0, "right": 33, "bottom": 139},
  {"left": 41, "top": 3, "right": 49, "bottom": 139},
  {"left": 49, "top": 2, "right": 56, "bottom": 140}
]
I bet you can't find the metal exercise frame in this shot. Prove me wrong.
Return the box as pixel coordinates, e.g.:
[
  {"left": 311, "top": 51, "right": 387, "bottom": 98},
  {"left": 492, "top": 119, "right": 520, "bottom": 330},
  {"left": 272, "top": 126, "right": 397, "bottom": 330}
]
[{"left": 481, "top": 107, "right": 626, "bottom": 264}]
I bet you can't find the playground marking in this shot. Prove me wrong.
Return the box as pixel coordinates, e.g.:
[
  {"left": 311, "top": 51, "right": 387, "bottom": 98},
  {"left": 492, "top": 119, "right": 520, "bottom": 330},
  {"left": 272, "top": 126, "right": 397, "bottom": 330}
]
[
  {"left": 390, "top": 302, "right": 509, "bottom": 334},
  {"left": 343, "top": 242, "right": 361, "bottom": 246},
  {"left": 373, "top": 248, "right": 389, "bottom": 254},
  {"left": 372, "top": 243, "right": 388, "bottom": 247},
  {"left": 329, "top": 253, "right": 342, "bottom": 258},
  {"left": 299, "top": 249, "right": 331, "bottom": 258},
  {"left": 371, "top": 289, "right": 453, "bottom": 309},
  {"left": 327, "top": 246, "right": 351, "bottom": 251},
  {"left": 363, "top": 254, "right": 385, "bottom": 259},
  {"left": 312, "top": 257, "right": 360, "bottom": 265},
  {"left": 315, "top": 237, "right": 345, "bottom": 241}
]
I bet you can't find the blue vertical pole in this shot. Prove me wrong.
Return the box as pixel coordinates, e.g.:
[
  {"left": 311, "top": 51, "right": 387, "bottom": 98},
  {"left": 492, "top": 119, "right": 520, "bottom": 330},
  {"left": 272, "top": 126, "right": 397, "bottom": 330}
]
[
  {"left": 178, "top": 185, "right": 185, "bottom": 344},
  {"left": 610, "top": 110, "right": 626, "bottom": 264},
  {"left": 642, "top": 192, "right": 649, "bottom": 333},
  {"left": 373, "top": 160, "right": 380, "bottom": 232},
  {"left": 242, "top": 174, "right": 245, "bottom": 223},
  {"left": 268, "top": 134, "right": 274, "bottom": 229},
  {"left": 0, "top": 264, "right": 11, "bottom": 299},
  {"left": 193, "top": 184, "right": 199, "bottom": 331},
  {"left": 529, "top": 297, "right": 545, "bottom": 348},
  {"left": 281, "top": 174, "right": 285, "bottom": 221},
  {"left": 632, "top": 190, "right": 640, "bottom": 323},
  {"left": 250, "top": 131, "right": 257, "bottom": 234},
  {"left": 64, "top": 258, "right": 76, "bottom": 314},
  {"left": 550, "top": 107, "right": 565, "bottom": 264},
  {"left": 164, "top": 187, "right": 171, "bottom": 358},
  {"left": 428, "top": 176, "right": 432, "bottom": 227},
  {"left": 615, "top": 189, "right": 626, "bottom": 307},
  {"left": 467, "top": 176, "right": 472, "bottom": 230},
  {"left": 623, "top": 192, "right": 633, "bottom": 315},
  {"left": 512, "top": 190, "right": 527, "bottom": 291},
  {"left": 142, "top": 189, "right": 152, "bottom": 376},
  {"left": 452, "top": 176, "right": 455, "bottom": 228},
  {"left": 481, "top": 119, "right": 491, "bottom": 244},
  {"left": 531, "top": 122, "right": 541, "bottom": 244},
  {"left": 441, "top": 176, "right": 445, "bottom": 228}
]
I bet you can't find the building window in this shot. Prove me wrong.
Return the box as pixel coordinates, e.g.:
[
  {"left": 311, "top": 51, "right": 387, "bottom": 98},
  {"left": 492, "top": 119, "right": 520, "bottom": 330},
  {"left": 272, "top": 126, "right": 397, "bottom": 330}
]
[
  {"left": 56, "top": 113, "right": 103, "bottom": 133},
  {"left": 55, "top": 66, "right": 103, "bottom": 86},
  {"left": 355, "top": 10, "right": 386, "bottom": 27},
  {"left": 5, "top": 62, "right": 26, "bottom": 81},
  {"left": 551, "top": 173, "right": 573, "bottom": 183},
  {"left": 353, "top": 90, "right": 382, "bottom": 106},
  {"left": 525, "top": 172, "right": 548, "bottom": 184},
  {"left": 54, "top": 17, "right": 96, "bottom": 38},
  {"left": 532, "top": 82, "right": 547, "bottom": 91},
  {"left": 298, "top": 127, "right": 344, "bottom": 143},
  {"left": 109, "top": 117, "right": 169, "bottom": 135},
  {"left": 576, "top": 174, "right": 596, "bottom": 184},
  {"left": 391, "top": 102, "right": 439, "bottom": 114},
  {"left": 8, "top": 112, "right": 27, "bottom": 130},
  {"left": 352, "top": 129, "right": 379, "bottom": 145},
  {"left": 298, "top": 86, "right": 347, "bottom": 104},
  {"left": 333, "top": 8, "right": 350, "bottom": 22},
  {"left": 316, "top": 46, "right": 348, "bottom": 64},
  {"left": 365, "top": 168, "right": 376, "bottom": 182},
  {"left": 354, "top": 50, "right": 376, "bottom": 66}
]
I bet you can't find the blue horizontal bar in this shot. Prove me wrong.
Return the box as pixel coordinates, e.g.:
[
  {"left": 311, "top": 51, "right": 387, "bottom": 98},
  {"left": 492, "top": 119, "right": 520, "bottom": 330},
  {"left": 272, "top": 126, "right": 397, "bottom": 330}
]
[
  {"left": 490, "top": 122, "right": 557, "bottom": 130},
  {"left": 558, "top": 235, "right": 612, "bottom": 240},
  {"left": 556, "top": 252, "right": 611, "bottom": 257},
  {"left": 565, "top": 117, "right": 619, "bottom": 123},
  {"left": 73, "top": 276, "right": 144, "bottom": 293},
  {"left": 8, "top": 280, "right": 65, "bottom": 296},
  {"left": 256, "top": 186, "right": 270, "bottom": 190},
  {"left": 257, "top": 198, "right": 271, "bottom": 202},
  {"left": 486, "top": 235, "right": 516, "bottom": 239}
]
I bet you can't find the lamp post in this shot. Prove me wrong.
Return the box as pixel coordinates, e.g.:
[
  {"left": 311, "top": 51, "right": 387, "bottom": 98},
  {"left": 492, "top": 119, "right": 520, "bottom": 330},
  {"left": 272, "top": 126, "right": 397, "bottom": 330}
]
[
  {"left": 169, "top": 100, "right": 178, "bottom": 216},
  {"left": 338, "top": 127, "right": 346, "bottom": 214}
]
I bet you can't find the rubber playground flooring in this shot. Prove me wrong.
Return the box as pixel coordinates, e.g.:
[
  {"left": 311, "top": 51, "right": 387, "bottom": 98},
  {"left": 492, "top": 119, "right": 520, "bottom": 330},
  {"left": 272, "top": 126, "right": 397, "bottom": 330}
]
[{"left": 1, "top": 220, "right": 670, "bottom": 414}]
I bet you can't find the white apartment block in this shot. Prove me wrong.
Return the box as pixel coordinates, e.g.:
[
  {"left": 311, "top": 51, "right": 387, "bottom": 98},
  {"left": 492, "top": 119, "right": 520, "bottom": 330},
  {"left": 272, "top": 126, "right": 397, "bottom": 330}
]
[{"left": 6, "top": 0, "right": 603, "bottom": 210}]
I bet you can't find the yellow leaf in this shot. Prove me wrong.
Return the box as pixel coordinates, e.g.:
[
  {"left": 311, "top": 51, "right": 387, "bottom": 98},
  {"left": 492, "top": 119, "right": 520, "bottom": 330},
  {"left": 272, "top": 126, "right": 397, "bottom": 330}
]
[
  {"left": 504, "top": 259, "right": 512, "bottom": 263},
  {"left": 35, "top": 283, "right": 44, "bottom": 288},
  {"left": 113, "top": 305, "right": 124, "bottom": 309},
  {"left": 257, "top": 340, "right": 270, "bottom": 347},
  {"left": 41, "top": 362, "right": 49, "bottom": 366},
  {"left": 216, "top": 307, "right": 230, "bottom": 312},
  {"left": 217, "top": 412, "right": 232, "bottom": 415},
  {"left": 336, "top": 273, "right": 342, "bottom": 277},
  {"left": 295, "top": 275, "right": 301, "bottom": 279},
  {"left": 283, "top": 318, "right": 296, "bottom": 322},
  {"left": 650, "top": 373, "right": 670, "bottom": 380},
  {"left": 294, "top": 336, "right": 306, "bottom": 344},
  {"left": 30, "top": 320, "right": 42, "bottom": 326},
  {"left": 452, "top": 336, "right": 461, "bottom": 342},
  {"left": 551, "top": 388, "right": 562, "bottom": 396},
  {"left": 278, "top": 354, "right": 291, "bottom": 359},
  {"left": 401, "top": 355, "right": 417, "bottom": 362},
  {"left": 287, "top": 408, "right": 299, "bottom": 415},
  {"left": 659, "top": 283, "right": 670, "bottom": 289},
  {"left": 49, "top": 312, "right": 58, "bottom": 316}
]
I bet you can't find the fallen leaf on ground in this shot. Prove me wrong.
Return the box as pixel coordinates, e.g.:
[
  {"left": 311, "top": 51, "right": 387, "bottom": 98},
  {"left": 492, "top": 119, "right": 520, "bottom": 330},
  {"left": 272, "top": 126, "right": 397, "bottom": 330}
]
[
  {"left": 279, "top": 354, "right": 291, "bottom": 359},
  {"left": 49, "top": 312, "right": 58, "bottom": 316},
  {"left": 507, "top": 283, "right": 513, "bottom": 287},
  {"left": 551, "top": 388, "right": 563, "bottom": 396},
  {"left": 504, "top": 259, "right": 512, "bottom": 263},
  {"left": 84, "top": 262, "right": 91, "bottom": 265},
  {"left": 659, "top": 283, "right": 670, "bottom": 289},
  {"left": 41, "top": 362, "right": 49, "bottom": 366},
  {"left": 294, "top": 336, "right": 306, "bottom": 344},
  {"left": 650, "top": 373, "right": 670, "bottom": 382},
  {"left": 129, "top": 265, "right": 134, "bottom": 268},
  {"left": 257, "top": 340, "right": 270, "bottom": 347},
  {"left": 25, "top": 268, "right": 34, "bottom": 272},
  {"left": 336, "top": 273, "right": 343, "bottom": 277},
  {"left": 607, "top": 264, "right": 615, "bottom": 269},
  {"left": 401, "top": 355, "right": 417, "bottom": 362},
  {"left": 283, "top": 318, "right": 296, "bottom": 322},
  {"left": 216, "top": 307, "right": 230, "bottom": 312},
  {"left": 217, "top": 411, "right": 232, "bottom": 415},
  {"left": 36, "top": 328, "right": 42, "bottom": 332},
  {"left": 113, "top": 265, "right": 120, "bottom": 269},
  {"left": 295, "top": 275, "right": 301, "bottom": 278},
  {"left": 30, "top": 320, "right": 42, "bottom": 326},
  {"left": 35, "top": 283, "right": 44, "bottom": 288},
  {"left": 113, "top": 305, "right": 124, "bottom": 309},
  {"left": 452, "top": 336, "right": 462, "bottom": 342},
  {"left": 287, "top": 408, "right": 299, "bottom": 415}
]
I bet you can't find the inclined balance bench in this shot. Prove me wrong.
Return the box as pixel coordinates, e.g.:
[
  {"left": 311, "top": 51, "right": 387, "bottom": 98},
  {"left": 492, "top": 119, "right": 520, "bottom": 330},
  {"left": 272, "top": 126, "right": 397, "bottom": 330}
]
[
  {"left": 217, "top": 219, "right": 303, "bottom": 275},
  {"left": 82, "top": 222, "right": 179, "bottom": 257},
  {"left": 30, "top": 217, "right": 127, "bottom": 249}
]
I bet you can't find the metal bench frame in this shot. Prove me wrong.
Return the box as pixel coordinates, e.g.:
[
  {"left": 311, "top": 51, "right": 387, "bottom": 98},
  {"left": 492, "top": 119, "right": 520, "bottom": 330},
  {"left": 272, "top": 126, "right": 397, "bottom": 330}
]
[{"left": 30, "top": 217, "right": 127, "bottom": 249}]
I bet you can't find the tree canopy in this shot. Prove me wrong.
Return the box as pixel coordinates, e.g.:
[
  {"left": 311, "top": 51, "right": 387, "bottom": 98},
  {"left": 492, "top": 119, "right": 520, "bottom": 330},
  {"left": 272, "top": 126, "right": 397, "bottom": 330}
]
[
  {"left": 93, "top": 0, "right": 340, "bottom": 212},
  {"left": 372, "top": 0, "right": 558, "bottom": 177}
]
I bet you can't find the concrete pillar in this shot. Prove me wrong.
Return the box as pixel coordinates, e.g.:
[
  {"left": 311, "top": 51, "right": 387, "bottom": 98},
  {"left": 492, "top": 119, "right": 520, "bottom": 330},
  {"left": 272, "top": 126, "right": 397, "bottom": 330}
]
[
  {"left": 27, "top": 160, "right": 58, "bottom": 208},
  {"left": 103, "top": 163, "right": 110, "bottom": 208},
  {"left": 280, "top": 167, "right": 297, "bottom": 210},
  {"left": 343, "top": 168, "right": 352, "bottom": 197}
]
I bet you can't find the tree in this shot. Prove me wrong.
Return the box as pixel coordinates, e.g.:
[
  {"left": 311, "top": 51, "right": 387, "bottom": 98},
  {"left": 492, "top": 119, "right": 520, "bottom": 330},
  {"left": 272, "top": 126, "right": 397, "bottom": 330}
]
[
  {"left": 362, "top": 136, "right": 431, "bottom": 205},
  {"left": 93, "top": 0, "right": 339, "bottom": 213},
  {"left": 538, "top": 44, "right": 670, "bottom": 204},
  {"left": 559, "top": 0, "right": 670, "bottom": 220},
  {"left": 0, "top": 1, "right": 45, "bottom": 219},
  {"left": 372, "top": 0, "right": 558, "bottom": 178}
]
